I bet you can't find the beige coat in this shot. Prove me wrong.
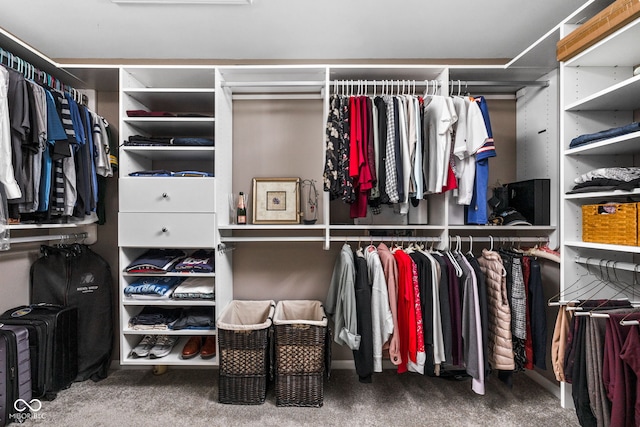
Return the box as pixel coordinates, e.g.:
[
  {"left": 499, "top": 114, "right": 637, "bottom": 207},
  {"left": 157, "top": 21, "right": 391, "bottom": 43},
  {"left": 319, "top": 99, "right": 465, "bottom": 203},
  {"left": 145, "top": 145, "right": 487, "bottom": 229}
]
[
  {"left": 478, "top": 249, "right": 515, "bottom": 370},
  {"left": 551, "top": 305, "right": 573, "bottom": 382}
]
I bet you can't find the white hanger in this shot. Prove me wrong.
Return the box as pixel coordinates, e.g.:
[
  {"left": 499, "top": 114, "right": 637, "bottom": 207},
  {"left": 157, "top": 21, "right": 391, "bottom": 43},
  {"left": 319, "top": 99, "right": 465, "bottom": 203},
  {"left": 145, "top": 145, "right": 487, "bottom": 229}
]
[
  {"left": 446, "top": 236, "right": 464, "bottom": 277},
  {"left": 466, "top": 235, "right": 474, "bottom": 256}
]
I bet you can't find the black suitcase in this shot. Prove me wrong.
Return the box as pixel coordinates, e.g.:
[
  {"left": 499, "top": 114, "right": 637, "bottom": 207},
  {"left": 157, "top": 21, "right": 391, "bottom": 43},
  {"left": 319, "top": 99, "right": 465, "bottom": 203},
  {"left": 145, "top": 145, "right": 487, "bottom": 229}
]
[
  {"left": 0, "top": 304, "right": 77, "bottom": 400},
  {"left": 0, "top": 324, "right": 32, "bottom": 426},
  {"left": 30, "top": 244, "right": 113, "bottom": 382}
]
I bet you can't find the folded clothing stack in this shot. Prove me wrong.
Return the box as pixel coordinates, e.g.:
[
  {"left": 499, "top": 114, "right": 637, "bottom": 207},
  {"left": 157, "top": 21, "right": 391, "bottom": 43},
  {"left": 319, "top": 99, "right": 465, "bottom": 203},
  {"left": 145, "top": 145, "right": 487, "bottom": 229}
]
[
  {"left": 172, "top": 277, "right": 215, "bottom": 300},
  {"left": 124, "top": 276, "right": 183, "bottom": 299},
  {"left": 129, "top": 306, "right": 215, "bottom": 331},
  {"left": 129, "top": 307, "right": 182, "bottom": 330},
  {"left": 125, "top": 249, "right": 186, "bottom": 274},
  {"left": 125, "top": 135, "right": 214, "bottom": 146},
  {"left": 168, "top": 307, "right": 216, "bottom": 330},
  {"left": 172, "top": 249, "right": 215, "bottom": 273},
  {"left": 569, "top": 122, "right": 640, "bottom": 149},
  {"left": 569, "top": 167, "right": 640, "bottom": 193},
  {"left": 128, "top": 170, "right": 213, "bottom": 177}
]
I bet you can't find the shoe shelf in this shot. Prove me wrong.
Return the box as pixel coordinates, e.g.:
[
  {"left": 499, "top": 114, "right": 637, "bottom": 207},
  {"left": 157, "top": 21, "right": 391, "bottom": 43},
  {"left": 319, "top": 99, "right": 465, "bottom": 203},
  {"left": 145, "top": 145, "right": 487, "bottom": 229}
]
[{"left": 122, "top": 336, "right": 217, "bottom": 367}]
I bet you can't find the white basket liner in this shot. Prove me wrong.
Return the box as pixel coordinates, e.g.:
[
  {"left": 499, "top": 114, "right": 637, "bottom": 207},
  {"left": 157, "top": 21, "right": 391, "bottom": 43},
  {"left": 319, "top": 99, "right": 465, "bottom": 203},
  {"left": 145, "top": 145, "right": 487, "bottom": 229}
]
[
  {"left": 216, "top": 300, "right": 276, "bottom": 331},
  {"left": 273, "top": 300, "right": 328, "bottom": 327}
]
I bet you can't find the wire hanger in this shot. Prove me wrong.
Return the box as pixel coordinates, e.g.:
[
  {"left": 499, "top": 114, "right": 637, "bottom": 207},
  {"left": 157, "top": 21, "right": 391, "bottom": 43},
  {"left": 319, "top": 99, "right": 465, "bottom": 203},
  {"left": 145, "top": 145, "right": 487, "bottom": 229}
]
[
  {"left": 548, "top": 259, "right": 595, "bottom": 306},
  {"left": 570, "top": 260, "right": 618, "bottom": 306}
]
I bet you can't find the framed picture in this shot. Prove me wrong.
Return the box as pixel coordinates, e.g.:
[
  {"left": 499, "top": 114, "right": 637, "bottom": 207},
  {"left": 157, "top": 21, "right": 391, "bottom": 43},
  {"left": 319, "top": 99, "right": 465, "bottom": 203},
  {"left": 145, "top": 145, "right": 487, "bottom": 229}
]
[{"left": 252, "top": 178, "right": 300, "bottom": 224}]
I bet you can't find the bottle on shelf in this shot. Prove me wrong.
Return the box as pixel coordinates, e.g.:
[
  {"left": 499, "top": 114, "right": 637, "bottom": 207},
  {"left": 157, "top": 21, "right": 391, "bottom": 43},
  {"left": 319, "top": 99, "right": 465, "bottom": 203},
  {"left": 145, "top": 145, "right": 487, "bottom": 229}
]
[{"left": 237, "top": 192, "right": 247, "bottom": 225}]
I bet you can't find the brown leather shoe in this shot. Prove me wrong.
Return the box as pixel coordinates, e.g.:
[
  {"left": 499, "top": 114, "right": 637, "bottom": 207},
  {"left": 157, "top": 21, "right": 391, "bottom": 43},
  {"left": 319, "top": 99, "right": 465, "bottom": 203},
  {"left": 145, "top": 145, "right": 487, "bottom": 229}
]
[
  {"left": 181, "top": 336, "right": 202, "bottom": 359},
  {"left": 200, "top": 336, "right": 216, "bottom": 359}
]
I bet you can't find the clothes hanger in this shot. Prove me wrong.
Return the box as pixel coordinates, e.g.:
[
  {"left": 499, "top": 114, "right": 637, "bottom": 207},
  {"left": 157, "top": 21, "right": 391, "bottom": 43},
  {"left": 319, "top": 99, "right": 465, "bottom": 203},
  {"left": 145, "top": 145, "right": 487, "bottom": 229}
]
[
  {"left": 453, "top": 235, "right": 461, "bottom": 256},
  {"left": 445, "top": 236, "right": 463, "bottom": 277},
  {"left": 546, "top": 256, "right": 601, "bottom": 306},
  {"left": 466, "top": 235, "right": 474, "bottom": 256},
  {"left": 581, "top": 261, "right": 638, "bottom": 313},
  {"left": 618, "top": 269, "right": 640, "bottom": 324},
  {"left": 571, "top": 260, "right": 617, "bottom": 306}
]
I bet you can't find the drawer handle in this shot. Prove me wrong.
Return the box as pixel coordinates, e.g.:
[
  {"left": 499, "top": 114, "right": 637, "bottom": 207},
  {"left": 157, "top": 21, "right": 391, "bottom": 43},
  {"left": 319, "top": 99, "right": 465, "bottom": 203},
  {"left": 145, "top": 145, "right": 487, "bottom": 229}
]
[
  {"left": 161, "top": 227, "right": 168, "bottom": 233},
  {"left": 162, "top": 193, "right": 168, "bottom": 198}
]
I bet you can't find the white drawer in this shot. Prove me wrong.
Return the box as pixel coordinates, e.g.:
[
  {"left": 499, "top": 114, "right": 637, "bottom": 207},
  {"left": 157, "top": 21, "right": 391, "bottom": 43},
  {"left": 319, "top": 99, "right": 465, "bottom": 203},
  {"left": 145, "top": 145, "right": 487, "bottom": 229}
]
[
  {"left": 119, "top": 213, "right": 215, "bottom": 247},
  {"left": 119, "top": 177, "right": 215, "bottom": 213}
]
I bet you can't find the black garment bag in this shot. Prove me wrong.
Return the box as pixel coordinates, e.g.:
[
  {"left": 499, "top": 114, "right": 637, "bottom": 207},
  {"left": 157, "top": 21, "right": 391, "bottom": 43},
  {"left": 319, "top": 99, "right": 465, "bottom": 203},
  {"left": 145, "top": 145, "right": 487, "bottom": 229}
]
[{"left": 30, "top": 244, "right": 113, "bottom": 382}]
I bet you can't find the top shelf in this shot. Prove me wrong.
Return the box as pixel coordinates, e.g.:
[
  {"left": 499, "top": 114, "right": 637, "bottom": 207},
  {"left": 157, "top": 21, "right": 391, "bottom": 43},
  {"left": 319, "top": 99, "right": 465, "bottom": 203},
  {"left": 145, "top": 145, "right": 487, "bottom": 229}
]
[
  {"left": 123, "top": 89, "right": 215, "bottom": 113},
  {"left": 564, "top": 73, "right": 640, "bottom": 111},
  {"left": 121, "top": 66, "right": 216, "bottom": 89},
  {"left": 565, "top": 17, "right": 640, "bottom": 67}
]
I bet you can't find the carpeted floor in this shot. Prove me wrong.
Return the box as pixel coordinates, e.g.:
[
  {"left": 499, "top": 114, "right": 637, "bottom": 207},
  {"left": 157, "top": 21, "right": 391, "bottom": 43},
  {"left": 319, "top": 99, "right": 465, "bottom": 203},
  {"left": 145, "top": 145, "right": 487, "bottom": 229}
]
[{"left": 19, "top": 368, "right": 579, "bottom": 427}]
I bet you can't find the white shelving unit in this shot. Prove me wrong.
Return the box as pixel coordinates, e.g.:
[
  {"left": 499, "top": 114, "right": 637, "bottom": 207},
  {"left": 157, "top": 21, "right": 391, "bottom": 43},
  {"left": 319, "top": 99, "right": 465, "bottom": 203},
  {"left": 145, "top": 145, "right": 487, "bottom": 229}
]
[
  {"left": 118, "top": 66, "right": 231, "bottom": 367},
  {"left": 559, "top": 12, "right": 640, "bottom": 410},
  {"left": 213, "top": 63, "right": 559, "bottom": 251}
]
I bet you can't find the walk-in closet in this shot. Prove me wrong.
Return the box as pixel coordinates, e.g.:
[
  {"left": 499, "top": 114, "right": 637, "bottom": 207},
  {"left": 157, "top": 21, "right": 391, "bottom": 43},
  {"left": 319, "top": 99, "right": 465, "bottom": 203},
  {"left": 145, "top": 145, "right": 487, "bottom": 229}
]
[{"left": 0, "top": 0, "right": 638, "bottom": 426}]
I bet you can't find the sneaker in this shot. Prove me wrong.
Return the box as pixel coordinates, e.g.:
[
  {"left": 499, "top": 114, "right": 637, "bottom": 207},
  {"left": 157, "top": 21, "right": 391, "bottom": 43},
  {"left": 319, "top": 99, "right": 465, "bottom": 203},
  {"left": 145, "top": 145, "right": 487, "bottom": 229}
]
[
  {"left": 130, "top": 335, "right": 157, "bottom": 358},
  {"left": 149, "top": 335, "right": 179, "bottom": 359}
]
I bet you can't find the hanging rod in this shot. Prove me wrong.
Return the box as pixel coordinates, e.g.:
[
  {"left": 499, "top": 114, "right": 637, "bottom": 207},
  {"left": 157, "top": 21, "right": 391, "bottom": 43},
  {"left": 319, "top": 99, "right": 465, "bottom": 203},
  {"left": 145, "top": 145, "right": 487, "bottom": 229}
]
[
  {"left": 575, "top": 256, "right": 640, "bottom": 273},
  {"left": 328, "top": 236, "right": 548, "bottom": 244},
  {"left": 220, "top": 80, "right": 325, "bottom": 88},
  {"left": 455, "top": 236, "right": 548, "bottom": 243},
  {"left": 7, "top": 232, "right": 88, "bottom": 245},
  {"left": 330, "top": 79, "right": 549, "bottom": 88},
  {"left": 0, "top": 47, "right": 86, "bottom": 104},
  {"left": 329, "top": 236, "right": 441, "bottom": 243},
  {"left": 448, "top": 80, "right": 549, "bottom": 87},
  {"left": 221, "top": 79, "right": 549, "bottom": 89}
]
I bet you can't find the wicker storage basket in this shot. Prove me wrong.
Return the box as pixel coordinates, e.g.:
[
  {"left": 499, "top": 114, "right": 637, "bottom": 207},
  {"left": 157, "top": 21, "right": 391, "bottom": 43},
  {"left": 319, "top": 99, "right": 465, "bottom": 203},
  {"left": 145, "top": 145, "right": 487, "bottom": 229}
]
[
  {"left": 273, "top": 300, "right": 328, "bottom": 407},
  {"left": 582, "top": 203, "right": 638, "bottom": 246},
  {"left": 216, "top": 300, "right": 275, "bottom": 405}
]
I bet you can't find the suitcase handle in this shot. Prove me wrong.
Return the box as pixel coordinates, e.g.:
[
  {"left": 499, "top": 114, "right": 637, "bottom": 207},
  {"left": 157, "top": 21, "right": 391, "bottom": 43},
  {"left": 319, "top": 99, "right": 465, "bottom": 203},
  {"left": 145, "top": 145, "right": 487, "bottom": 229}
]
[{"left": 28, "top": 303, "right": 66, "bottom": 310}]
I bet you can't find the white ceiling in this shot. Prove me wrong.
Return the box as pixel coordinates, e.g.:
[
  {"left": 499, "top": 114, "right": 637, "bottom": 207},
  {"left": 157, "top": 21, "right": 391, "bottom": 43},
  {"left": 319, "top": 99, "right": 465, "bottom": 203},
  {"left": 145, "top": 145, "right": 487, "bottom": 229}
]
[{"left": 0, "top": 0, "right": 593, "bottom": 62}]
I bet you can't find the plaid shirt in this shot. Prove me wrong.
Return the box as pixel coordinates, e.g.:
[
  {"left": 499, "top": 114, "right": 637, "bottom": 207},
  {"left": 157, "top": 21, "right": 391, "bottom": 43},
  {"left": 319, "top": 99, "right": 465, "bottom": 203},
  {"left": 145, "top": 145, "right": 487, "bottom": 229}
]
[{"left": 383, "top": 96, "right": 399, "bottom": 203}]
